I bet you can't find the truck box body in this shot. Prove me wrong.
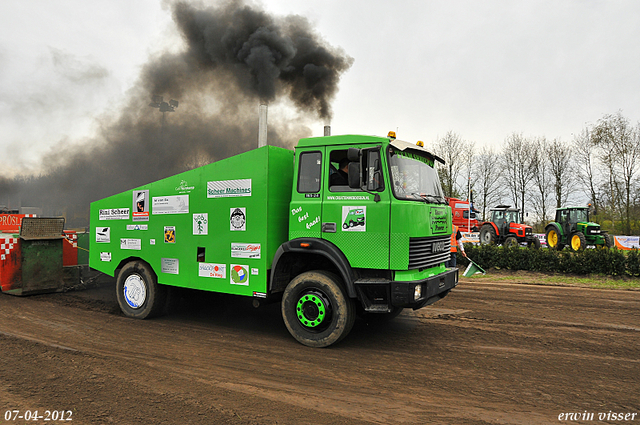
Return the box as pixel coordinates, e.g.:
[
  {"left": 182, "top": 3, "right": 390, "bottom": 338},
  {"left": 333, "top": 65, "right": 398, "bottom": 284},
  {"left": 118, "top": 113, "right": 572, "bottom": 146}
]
[
  {"left": 89, "top": 133, "right": 458, "bottom": 347},
  {"left": 90, "top": 145, "right": 293, "bottom": 297}
]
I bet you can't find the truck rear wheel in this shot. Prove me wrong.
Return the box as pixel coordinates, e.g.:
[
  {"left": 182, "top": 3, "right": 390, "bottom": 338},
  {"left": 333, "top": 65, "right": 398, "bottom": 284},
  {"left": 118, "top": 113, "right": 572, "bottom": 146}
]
[
  {"left": 116, "top": 261, "right": 166, "bottom": 319},
  {"left": 281, "top": 271, "right": 355, "bottom": 348}
]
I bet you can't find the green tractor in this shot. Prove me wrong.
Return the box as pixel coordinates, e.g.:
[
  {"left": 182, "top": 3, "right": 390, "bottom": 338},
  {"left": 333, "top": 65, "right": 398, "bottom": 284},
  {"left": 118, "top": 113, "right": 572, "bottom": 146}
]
[{"left": 545, "top": 207, "right": 612, "bottom": 251}]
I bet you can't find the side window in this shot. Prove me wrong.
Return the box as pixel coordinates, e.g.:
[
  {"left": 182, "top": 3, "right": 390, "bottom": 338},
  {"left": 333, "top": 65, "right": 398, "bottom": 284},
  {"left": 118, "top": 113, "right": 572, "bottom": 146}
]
[
  {"left": 328, "top": 149, "right": 360, "bottom": 192},
  {"left": 297, "top": 151, "right": 322, "bottom": 193}
]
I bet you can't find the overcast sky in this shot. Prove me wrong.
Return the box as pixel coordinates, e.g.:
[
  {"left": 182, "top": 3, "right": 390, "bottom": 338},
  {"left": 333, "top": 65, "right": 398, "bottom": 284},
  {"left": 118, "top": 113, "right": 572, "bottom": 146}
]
[{"left": 2, "top": 0, "right": 639, "bottom": 175}]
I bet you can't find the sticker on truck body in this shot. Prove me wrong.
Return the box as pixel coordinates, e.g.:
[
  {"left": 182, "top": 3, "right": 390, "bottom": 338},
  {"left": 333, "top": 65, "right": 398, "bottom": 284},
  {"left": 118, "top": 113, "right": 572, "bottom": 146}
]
[
  {"left": 193, "top": 213, "right": 208, "bottom": 235},
  {"left": 231, "top": 243, "right": 261, "bottom": 259},
  {"left": 164, "top": 226, "right": 176, "bottom": 243},
  {"left": 198, "top": 263, "right": 226, "bottom": 278},
  {"left": 341, "top": 206, "right": 366, "bottom": 232},
  {"left": 230, "top": 208, "right": 246, "bottom": 231},
  {"left": 207, "top": 179, "right": 251, "bottom": 198},
  {"left": 161, "top": 258, "right": 179, "bottom": 274},
  {"left": 96, "top": 227, "right": 110, "bottom": 243},
  {"left": 100, "top": 252, "right": 111, "bottom": 262},
  {"left": 120, "top": 238, "right": 142, "bottom": 250},
  {"left": 133, "top": 190, "right": 149, "bottom": 222},
  {"left": 152, "top": 195, "right": 189, "bottom": 215},
  {"left": 230, "top": 264, "right": 249, "bottom": 285},
  {"left": 99, "top": 208, "right": 129, "bottom": 220}
]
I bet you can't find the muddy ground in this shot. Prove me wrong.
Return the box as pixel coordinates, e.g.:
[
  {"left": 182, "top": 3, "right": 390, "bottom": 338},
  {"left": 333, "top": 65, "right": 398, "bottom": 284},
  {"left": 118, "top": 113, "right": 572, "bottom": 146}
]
[{"left": 0, "top": 272, "right": 638, "bottom": 424}]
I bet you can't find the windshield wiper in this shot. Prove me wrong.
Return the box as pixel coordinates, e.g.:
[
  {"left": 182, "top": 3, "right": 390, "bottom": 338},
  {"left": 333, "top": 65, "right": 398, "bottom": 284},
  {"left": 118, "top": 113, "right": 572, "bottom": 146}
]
[{"left": 411, "top": 193, "right": 446, "bottom": 204}]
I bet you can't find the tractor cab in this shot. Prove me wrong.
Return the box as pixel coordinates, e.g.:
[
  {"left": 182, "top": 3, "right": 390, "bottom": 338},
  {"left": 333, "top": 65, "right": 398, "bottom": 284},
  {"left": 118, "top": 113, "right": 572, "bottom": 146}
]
[
  {"left": 556, "top": 207, "right": 588, "bottom": 236},
  {"left": 490, "top": 205, "right": 521, "bottom": 235}
]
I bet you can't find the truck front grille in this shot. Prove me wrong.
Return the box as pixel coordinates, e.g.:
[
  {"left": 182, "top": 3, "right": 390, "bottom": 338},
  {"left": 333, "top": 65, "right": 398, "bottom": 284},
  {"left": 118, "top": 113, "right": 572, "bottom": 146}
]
[{"left": 408, "top": 235, "right": 451, "bottom": 270}]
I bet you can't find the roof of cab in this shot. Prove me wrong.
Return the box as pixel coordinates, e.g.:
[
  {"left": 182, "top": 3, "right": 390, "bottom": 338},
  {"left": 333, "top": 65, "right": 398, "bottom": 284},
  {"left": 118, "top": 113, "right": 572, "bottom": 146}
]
[{"left": 296, "top": 134, "right": 390, "bottom": 148}]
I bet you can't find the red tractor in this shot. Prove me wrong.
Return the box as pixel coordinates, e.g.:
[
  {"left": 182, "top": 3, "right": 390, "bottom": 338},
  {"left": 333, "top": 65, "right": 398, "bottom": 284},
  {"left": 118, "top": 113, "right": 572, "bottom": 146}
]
[{"left": 479, "top": 205, "right": 540, "bottom": 249}]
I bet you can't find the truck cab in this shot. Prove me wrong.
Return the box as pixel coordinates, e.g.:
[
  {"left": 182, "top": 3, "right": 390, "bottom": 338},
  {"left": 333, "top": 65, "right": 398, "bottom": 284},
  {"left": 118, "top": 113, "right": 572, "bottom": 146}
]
[{"left": 272, "top": 134, "right": 458, "bottom": 345}]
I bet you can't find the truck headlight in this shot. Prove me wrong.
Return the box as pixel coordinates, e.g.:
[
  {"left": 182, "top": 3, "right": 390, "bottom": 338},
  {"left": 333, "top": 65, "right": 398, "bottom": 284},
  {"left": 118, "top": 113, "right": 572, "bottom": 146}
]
[{"left": 414, "top": 285, "right": 422, "bottom": 301}]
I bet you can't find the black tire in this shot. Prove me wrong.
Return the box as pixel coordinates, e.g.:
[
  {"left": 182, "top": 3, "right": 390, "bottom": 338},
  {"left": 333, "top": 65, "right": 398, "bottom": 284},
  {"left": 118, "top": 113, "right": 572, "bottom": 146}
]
[
  {"left": 479, "top": 224, "right": 497, "bottom": 245},
  {"left": 281, "top": 270, "right": 355, "bottom": 348},
  {"left": 570, "top": 232, "right": 587, "bottom": 252},
  {"left": 356, "top": 305, "right": 404, "bottom": 325},
  {"left": 342, "top": 223, "right": 348, "bottom": 229},
  {"left": 349, "top": 220, "right": 354, "bottom": 227},
  {"left": 116, "top": 261, "right": 167, "bottom": 319},
  {"left": 603, "top": 232, "right": 612, "bottom": 248},
  {"left": 528, "top": 237, "right": 541, "bottom": 249},
  {"left": 503, "top": 235, "right": 518, "bottom": 248}
]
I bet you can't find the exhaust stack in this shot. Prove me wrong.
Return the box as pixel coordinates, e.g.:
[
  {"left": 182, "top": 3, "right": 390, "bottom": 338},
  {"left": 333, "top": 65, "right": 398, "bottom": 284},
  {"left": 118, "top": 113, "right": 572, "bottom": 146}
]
[
  {"left": 324, "top": 125, "right": 331, "bottom": 136},
  {"left": 258, "top": 104, "right": 268, "bottom": 147}
]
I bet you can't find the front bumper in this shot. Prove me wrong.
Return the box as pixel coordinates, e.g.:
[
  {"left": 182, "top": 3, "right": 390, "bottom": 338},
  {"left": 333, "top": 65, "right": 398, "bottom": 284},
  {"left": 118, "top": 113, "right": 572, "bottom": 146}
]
[{"left": 391, "top": 267, "right": 458, "bottom": 309}]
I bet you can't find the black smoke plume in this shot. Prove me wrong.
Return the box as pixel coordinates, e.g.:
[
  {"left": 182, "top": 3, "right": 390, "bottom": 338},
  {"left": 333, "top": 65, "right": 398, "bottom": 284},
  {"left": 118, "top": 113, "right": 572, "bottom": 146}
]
[{"left": 2, "top": 0, "right": 353, "bottom": 227}]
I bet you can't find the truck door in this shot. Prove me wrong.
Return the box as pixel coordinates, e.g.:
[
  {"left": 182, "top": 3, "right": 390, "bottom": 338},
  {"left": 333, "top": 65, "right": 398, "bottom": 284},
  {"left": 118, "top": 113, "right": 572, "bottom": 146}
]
[
  {"left": 289, "top": 149, "right": 324, "bottom": 239},
  {"left": 321, "top": 146, "right": 391, "bottom": 269}
]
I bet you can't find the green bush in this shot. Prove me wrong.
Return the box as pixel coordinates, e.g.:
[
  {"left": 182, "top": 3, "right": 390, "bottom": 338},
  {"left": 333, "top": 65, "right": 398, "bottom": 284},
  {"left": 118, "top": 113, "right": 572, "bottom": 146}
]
[{"left": 457, "top": 244, "right": 637, "bottom": 276}]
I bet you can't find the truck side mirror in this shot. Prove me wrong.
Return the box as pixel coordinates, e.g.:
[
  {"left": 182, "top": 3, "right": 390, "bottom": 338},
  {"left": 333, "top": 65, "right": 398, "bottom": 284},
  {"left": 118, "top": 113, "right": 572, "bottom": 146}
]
[
  {"left": 347, "top": 148, "right": 360, "bottom": 162},
  {"left": 348, "top": 162, "right": 360, "bottom": 188}
]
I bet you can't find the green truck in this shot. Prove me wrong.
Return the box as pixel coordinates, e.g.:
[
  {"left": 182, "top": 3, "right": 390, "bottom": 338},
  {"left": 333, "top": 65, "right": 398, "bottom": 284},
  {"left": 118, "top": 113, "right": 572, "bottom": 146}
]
[{"left": 90, "top": 133, "right": 458, "bottom": 347}]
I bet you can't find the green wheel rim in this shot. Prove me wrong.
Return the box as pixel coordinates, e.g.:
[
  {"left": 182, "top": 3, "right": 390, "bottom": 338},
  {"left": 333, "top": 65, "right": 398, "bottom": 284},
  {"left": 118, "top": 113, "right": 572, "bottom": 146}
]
[{"left": 296, "top": 293, "right": 327, "bottom": 328}]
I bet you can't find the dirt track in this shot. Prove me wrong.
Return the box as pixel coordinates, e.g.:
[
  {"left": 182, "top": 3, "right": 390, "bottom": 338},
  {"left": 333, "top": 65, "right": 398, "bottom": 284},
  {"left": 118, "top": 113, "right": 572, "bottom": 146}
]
[{"left": 1, "top": 275, "right": 639, "bottom": 424}]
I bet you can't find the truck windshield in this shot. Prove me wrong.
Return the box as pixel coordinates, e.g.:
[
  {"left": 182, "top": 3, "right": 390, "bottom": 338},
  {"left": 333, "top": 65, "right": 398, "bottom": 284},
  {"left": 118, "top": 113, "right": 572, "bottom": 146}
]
[{"left": 388, "top": 146, "right": 445, "bottom": 202}]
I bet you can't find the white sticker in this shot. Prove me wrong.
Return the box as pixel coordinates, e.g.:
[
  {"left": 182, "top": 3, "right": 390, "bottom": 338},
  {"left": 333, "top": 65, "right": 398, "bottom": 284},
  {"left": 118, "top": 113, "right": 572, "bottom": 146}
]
[
  {"left": 230, "top": 264, "right": 249, "bottom": 285},
  {"left": 161, "top": 258, "right": 179, "bottom": 274},
  {"left": 341, "top": 206, "right": 366, "bottom": 232},
  {"left": 193, "top": 213, "right": 208, "bottom": 235},
  {"left": 198, "top": 263, "right": 226, "bottom": 279},
  {"left": 150, "top": 239, "right": 156, "bottom": 245},
  {"left": 207, "top": 179, "right": 252, "bottom": 198},
  {"left": 96, "top": 227, "right": 110, "bottom": 243},
  {"left": 100, "top": 252, "right": 111, "bottom": 262},
  {"left": 120, "top": 238, "right": 141, "bottom": 250},
  {"left": 99, "top": 208, "right": 129, "bottom": 220},
  {"left": 152, "top": 195, "right": 189, "bottom": 215},
  {"left": 126, "top": 224, "right": 148, "bottom": 231},
  {"left": 230, "top": 208, "right": 246, "bottom": 231},
  {"left": 231, "top": 243, "right": 261, "bottom": 259},
  {"left": 251, "top": 268, "right": 259, "bottom": 275}
]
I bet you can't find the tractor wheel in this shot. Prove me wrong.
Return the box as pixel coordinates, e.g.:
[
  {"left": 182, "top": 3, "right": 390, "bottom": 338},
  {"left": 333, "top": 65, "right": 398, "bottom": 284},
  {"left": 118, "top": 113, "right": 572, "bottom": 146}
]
[
  {"left": 603, "top": 232, "right": 612, "bottom": 248},
  {"left": 546, "top": 227, "right": 564, "bottom": 250},
  {"left": 281, "top": 271, "right": 355, "bottom": 348},
  {"left": 528, "top": 238, "right": 541, "bottom": 249},
  {"left": 503, "top": 235, "right": 518, "bottom": 248},
  {"left": 570, "top": 232, "right": 587, "bottom": 252},
  {"left": 479, "top": 224, "right": 497, "bottom": 245},
  {"left": 116, "top": 261, "right": 167, "bottom": 319}
]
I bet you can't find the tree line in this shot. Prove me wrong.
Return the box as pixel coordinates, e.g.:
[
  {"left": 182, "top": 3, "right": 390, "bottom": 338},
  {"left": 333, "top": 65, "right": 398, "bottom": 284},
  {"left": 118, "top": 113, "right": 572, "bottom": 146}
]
[{"left": 433, "top": 111, "right": 640, "bottom": 235}]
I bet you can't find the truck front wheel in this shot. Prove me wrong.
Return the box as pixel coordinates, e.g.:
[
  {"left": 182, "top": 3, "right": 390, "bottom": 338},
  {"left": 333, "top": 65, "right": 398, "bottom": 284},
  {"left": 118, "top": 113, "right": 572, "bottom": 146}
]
[
  {"left": 281, "top": 271, "right": 355, "bottom": 348},
  {"left": 116, "top": 261, "right": 166, "bottom": 319}
]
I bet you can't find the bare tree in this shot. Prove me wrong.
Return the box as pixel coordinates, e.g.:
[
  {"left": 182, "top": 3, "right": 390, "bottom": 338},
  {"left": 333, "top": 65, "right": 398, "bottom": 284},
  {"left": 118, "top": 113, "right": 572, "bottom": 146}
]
[
  {"left": 502, "top": 133, "right": 535, "bottom": 222},
  {"left": 434, "top": 131, "right": 473, "bottom": 198},
  {"left": 547, "top": 137, "right": 575, "bottom": 209},
  {"left": 572, "top": 128, "right": 600, "bottom": 217},
  {"left": 591, "top": 112, "right": 640, "bottom": 235},
  {"left": 472, "top": 146, "right": 504, "bottom": 221},
  {"left": 529, "top": 136, "right": 552, "bottom": 225}
]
